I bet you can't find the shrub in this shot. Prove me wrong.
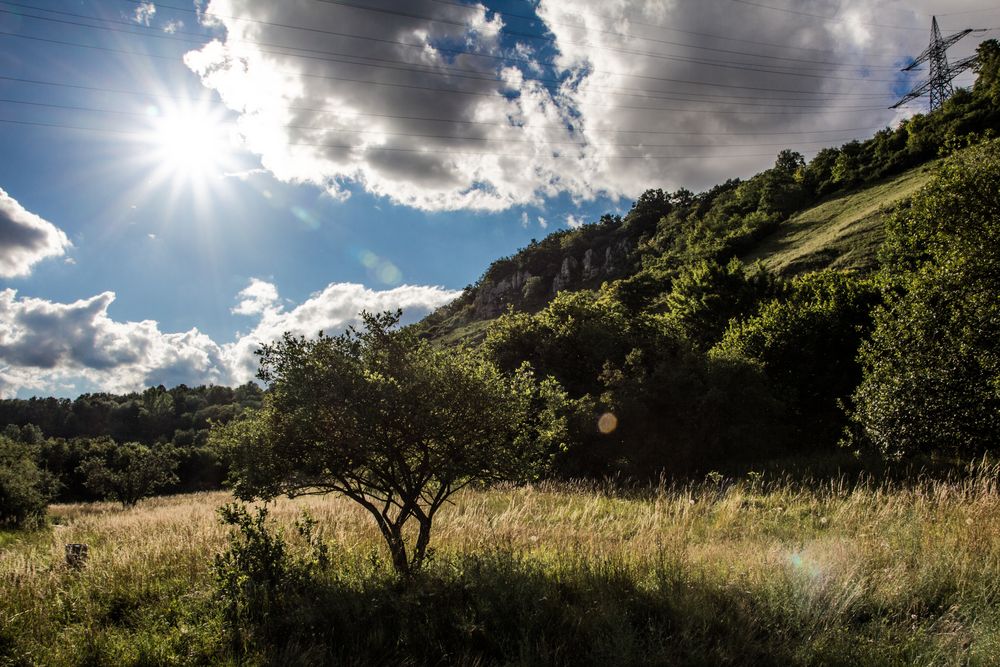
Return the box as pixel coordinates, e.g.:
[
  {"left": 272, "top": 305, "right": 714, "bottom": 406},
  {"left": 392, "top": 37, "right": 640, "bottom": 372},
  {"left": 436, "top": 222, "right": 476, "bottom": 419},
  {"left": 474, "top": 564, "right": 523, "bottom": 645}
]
[
  {"left": 849, "top": 140, "right": 1000, "bottom": 458},
  {"left": 713, "top": 271, "right": 881, "bottom": 442},
  {"left": 0, "top": 435, "right": 51, "bottom": 528},
  {"left": 78, "top": 442, "right": 179, "bottom": 507}
]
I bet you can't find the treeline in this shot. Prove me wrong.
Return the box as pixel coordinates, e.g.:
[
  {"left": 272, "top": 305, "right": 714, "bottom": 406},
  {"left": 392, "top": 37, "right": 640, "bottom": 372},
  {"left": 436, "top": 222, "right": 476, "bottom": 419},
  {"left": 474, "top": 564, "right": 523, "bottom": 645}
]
[
  {"left": 483, "top": 139, "right": 999, "bottom": 478},
  {"left": 0, "top": 383, "right": 262, "bottom": 525}
]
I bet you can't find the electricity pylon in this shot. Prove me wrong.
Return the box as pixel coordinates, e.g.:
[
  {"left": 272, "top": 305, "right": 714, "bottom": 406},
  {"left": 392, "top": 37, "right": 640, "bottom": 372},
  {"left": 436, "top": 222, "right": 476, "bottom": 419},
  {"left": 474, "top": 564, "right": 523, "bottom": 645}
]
[{"left": 891, "top": 17, "right": 984, "bottom": 111}]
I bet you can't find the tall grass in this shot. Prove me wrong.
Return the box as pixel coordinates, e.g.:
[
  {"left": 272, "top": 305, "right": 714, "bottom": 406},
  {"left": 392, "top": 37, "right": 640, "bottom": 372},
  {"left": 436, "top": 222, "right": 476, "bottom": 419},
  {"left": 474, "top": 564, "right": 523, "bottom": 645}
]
[{"left": 2, "top": 467, "right": 1000, "bottom": 665}]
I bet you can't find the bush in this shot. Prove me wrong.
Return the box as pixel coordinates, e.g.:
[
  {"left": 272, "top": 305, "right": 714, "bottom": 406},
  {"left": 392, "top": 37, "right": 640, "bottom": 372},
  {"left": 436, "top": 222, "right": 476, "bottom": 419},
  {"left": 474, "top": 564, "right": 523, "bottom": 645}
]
[
  {"left": 713, "top": 271, "right": 881, "bottom": 442},
  {"left": 849, "top": 140, "right": 1000, "bottom": 459},
  {"left": 78, "top": 442, "right": 179, "bottom": 507},
  {"left": 0, "top": 435, "right": 51, "bottom": 528}
]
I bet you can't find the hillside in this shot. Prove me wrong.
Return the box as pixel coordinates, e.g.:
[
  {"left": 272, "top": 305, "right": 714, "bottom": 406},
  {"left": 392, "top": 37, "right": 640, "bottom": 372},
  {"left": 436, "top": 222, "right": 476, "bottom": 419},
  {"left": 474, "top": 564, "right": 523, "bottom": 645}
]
[
  {"left": 742, "top": 161, "right": 937, "bottom": 275},
  {"left": 415, "top": 45, "right": 1000, "bottom": 347},
  {"left": 417, "top": 159, "right": 939, "bottom": 345}
]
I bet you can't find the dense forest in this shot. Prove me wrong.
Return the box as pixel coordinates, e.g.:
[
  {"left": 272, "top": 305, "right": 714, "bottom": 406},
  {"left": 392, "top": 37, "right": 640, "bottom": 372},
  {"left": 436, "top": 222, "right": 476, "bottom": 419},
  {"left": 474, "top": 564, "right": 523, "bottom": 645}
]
[
  {"left": 4, "top": 41, "right": 1000, "bottom": 528},
  {"left": 0, "top": 383, "right": 261, "bottom": 523}
]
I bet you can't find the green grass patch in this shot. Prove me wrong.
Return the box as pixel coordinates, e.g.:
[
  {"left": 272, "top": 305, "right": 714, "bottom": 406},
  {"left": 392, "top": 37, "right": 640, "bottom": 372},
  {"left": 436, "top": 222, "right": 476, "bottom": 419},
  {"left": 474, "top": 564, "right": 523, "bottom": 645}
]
[{"left": 743, "top": 162, "right": 938, "bottom": 275}]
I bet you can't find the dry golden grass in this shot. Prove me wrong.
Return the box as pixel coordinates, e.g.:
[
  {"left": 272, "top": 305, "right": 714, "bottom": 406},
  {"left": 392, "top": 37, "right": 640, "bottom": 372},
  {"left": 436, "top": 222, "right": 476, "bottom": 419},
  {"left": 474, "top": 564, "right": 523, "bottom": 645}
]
[{"left": 3, "top": 472, "right": 1000, "bottom": 664}]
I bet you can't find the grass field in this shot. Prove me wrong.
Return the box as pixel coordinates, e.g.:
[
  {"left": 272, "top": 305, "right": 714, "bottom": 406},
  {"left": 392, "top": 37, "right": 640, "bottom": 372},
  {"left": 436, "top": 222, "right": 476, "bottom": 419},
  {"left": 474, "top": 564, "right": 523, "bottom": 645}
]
[
  {"left": 743, "top": 163, "right": 938, "bottom": 275},
  {"left": 2, "top": 469, "right": 1000, "bottom": 665}
]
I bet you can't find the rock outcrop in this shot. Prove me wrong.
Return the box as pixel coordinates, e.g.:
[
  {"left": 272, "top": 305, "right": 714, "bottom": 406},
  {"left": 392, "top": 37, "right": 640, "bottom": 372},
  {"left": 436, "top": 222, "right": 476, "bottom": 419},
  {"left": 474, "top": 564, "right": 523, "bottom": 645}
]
[{"left": 470, "top": 238, "right": 634, "bottom": 319}]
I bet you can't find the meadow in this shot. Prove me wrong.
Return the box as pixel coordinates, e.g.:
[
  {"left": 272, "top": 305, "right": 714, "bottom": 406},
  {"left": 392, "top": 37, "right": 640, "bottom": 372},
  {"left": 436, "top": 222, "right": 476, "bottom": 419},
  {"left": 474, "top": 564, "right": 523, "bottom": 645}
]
[{"left": 2, "top": 469, "right": 1000, "bottom": 666}]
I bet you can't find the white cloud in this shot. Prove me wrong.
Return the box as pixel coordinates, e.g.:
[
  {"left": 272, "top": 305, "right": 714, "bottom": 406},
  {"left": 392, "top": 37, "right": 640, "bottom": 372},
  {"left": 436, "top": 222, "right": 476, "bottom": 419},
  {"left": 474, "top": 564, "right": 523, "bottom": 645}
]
[
  {"left": 0, "top": 188, "right": 72, "bottom": 277},
  {"left": 231, "top": 277, "right": 280, "bottom": 316},
  {"left": 0, "top": 280, "right": 459, "bottom": 397},
  {"left": 180, "top": 0, "right": 980, "bottom": 212},
  {"left": 565, "top": 213, "right": 584, "bottom": 229},
  {"left": 163, "top": 19, "right": 184, "bottom": 34},
  {"left": 225, "top": 281, "right": 460, "bottom": 384},
  {"left": 133, "top": 1, "right": 156, "bottom": 26},
  {"left": 0, "top": 289, "right": 227, "bottom": 395},
  {"left": 537, "top": 216, "right": 548, "bottom": 229},
  {"left": 183, "top": 0, "right": 609, "bottom": 212}
]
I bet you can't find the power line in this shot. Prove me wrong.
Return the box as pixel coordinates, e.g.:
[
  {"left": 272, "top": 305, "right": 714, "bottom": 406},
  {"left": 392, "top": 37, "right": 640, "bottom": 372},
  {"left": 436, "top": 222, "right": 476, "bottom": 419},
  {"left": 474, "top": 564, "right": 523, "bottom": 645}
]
[
  {"left": 936, "top": 6, "right": 1000, "bottom": 17},
  {"left": 125, "top": 0, "right": 906, "bottom": 71},
  {"left": 0, "top": 31, "right": 899, "bottom": 115},
  {"left": 0, "top": 26, "right": 908, "bottom": 115},
  {"left": 480, "top": 0, "right": 911, "bottom": 56},
  {"left": 426, "top": 0, "right": 906, "bottom": 68},
  {"left": 0, "top": 2, "right": 910, "bottom": 110},
  {"left": 725, "top": 0, "right": 930, "bottom": 32},
  {"left": 0, "top": 117, "right": 852, "bottom": 160},
  {"left": 428, "top": 0, "right": 904, "bottom": 59},
  {"left": 307, "top": 0, "right": 910, "bottom": 77},
  {"left": 0, "top": 97, "right": 882, "bottom": 149},
  {"left": 0, "top": 29, "right": 900, "bottom": 110},
  {"left": 0, "top": 2, "right": 907, "bottom": 87},
  {"left": 0, "top": 75, "right": 895, "bottom": 137}
]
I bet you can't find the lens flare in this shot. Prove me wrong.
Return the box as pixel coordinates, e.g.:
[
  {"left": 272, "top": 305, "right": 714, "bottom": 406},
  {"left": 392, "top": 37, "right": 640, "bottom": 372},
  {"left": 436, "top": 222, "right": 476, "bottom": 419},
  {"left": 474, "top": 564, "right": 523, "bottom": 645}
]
[{"left": 597, "top": 412, "right": 618, "bottom": 434}]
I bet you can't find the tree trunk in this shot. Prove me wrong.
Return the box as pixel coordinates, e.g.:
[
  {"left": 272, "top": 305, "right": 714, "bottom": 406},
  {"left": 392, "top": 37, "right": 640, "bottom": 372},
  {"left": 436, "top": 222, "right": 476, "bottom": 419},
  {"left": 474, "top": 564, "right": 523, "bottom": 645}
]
[
  {"left": 411, "top": 517, "right": 433, "bottom": 570},
  {"left": 385, "top": 528, "right": 410, "bottom": 575}
]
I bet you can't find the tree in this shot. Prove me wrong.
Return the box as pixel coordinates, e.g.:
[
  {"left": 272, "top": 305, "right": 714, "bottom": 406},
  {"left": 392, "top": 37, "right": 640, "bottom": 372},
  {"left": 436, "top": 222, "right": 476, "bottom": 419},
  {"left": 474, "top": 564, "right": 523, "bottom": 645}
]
[
  {"left": 213, "top": 311, "right": 567, "bottom": 575},
  {"left": 663, "top": 258, "right": 774, "bottom": 349},
  {"left": 0, "top": 434, "right": 52, "bottom": 528},
  {"left": 78, "top": 442, "right": 179, "bottom": 507},
  {"left": 713, "top": 271, "right": 881, "bottom": 442},
  {"left": 849, "top": 140, "right": 1000, "bottom": 459}
]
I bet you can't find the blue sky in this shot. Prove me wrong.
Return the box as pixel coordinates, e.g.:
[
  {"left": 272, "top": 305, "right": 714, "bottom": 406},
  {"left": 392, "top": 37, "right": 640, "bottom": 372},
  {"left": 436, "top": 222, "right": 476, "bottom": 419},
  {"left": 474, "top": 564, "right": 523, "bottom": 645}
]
[{"left": 0, "top": 0, "right": 992, "bottom": 397}]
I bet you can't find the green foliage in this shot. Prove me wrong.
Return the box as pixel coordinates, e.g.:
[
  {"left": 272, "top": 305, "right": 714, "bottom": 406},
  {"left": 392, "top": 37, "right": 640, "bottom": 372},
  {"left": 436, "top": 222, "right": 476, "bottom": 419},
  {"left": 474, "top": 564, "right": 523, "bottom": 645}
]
[
  {"left": 420, "top": 47, "right": 1000, "bottom": 347},
  {"left": 486, "top": 287, "right": 789, "bottom": 477},
  {"left": 598, "top": 344, "right": 790, "bottom": 477},
  {"left": 214, "top": 310, "right": 568, "bottom": 573},
  {"left": 850, "top": 139, "right": 1000, "bottom": 459},
  {"left": 78, "top": 442, "right": 179, "bottom": 507},
  {"left": 213, "top": 504, "right": 329, "bottom": 656},
  {"left": 713, "top": 271, "right": 881, "bottom": 440},
  {"left": 663, "top": 258, "right": 775, "bottom": 348},
  {"left": 0, "top": 384, "right": 260, "bottom": 503},
  {"left": 484, "top": 289, "right": 654, "bottom": 397},
  {"left": 0, "top": 434, "right": 52, "bottom": 528}
]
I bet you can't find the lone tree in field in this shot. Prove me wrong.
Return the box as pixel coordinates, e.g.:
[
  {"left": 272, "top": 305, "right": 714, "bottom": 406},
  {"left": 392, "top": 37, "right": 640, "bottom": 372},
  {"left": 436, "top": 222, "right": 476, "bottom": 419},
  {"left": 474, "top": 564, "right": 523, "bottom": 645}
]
[{"left": 213, "top": 311, "right": 567, "bottom": 574}]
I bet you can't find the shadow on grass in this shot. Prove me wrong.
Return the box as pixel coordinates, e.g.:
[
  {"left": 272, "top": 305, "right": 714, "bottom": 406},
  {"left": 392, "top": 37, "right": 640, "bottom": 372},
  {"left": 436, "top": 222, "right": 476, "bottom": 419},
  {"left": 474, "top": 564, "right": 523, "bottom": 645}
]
[{"left": 229, "top": 547, "right": 917, "bottom": 667}]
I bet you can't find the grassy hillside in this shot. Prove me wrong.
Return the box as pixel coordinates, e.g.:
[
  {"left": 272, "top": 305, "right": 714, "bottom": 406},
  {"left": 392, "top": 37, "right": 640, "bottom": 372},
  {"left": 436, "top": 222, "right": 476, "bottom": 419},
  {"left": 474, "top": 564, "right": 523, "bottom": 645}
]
[
  {"left": 742, "top": 162, "right": 938, "bottom": 275},
  {"left": 419, "top": 159, "right": 944, "bottom": 347},
  {"left": 3, "top": 472, "right": 1000, "bottom": 665}
]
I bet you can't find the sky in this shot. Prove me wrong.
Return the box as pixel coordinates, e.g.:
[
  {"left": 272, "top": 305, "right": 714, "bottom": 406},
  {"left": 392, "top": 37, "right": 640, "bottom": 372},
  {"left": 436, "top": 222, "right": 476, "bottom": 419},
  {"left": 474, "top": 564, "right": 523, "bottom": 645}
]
[{"left": 0, "top": 0, "right": 995, "bottom": 398}]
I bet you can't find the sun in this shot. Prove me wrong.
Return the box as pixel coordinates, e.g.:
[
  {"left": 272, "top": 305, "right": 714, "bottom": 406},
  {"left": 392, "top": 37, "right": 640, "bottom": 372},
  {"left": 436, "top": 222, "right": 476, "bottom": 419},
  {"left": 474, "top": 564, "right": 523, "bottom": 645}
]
[
  {"left": 123, "top": 96, "right": 249, "bottom": 229},
  {"left": 148, "top": 103, "right": 237, "bottom": 179}
]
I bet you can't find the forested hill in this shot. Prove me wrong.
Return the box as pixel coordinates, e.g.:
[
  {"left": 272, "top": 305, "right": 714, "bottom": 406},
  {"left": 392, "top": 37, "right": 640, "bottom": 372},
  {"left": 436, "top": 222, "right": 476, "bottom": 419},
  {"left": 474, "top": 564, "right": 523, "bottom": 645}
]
[
  {"left": 416, "top": 40, "right": 1000, "bottom": 345},
  {"left": 403, "top": 40, "right": 1000, "bottom": 480}
]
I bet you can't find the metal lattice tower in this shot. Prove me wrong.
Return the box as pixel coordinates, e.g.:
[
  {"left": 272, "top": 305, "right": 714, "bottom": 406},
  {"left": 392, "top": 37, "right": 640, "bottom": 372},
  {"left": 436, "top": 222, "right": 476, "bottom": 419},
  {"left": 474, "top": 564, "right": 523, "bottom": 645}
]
[
  {"left": 928, "top": 17, "right": 953, "bottom": 109},
  {"left": 891, "top": 17, "right": 983, "bottom": 111}
]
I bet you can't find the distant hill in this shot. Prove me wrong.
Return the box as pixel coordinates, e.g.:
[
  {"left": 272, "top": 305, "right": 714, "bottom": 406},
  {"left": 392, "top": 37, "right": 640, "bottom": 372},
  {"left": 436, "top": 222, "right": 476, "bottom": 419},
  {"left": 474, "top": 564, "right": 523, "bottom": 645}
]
[
  {"left": 416, "top": 36, "right": 1000, "bottom": 347},
  {"left": 416, "top": 159, "right": 939, "bottom": 345}
]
